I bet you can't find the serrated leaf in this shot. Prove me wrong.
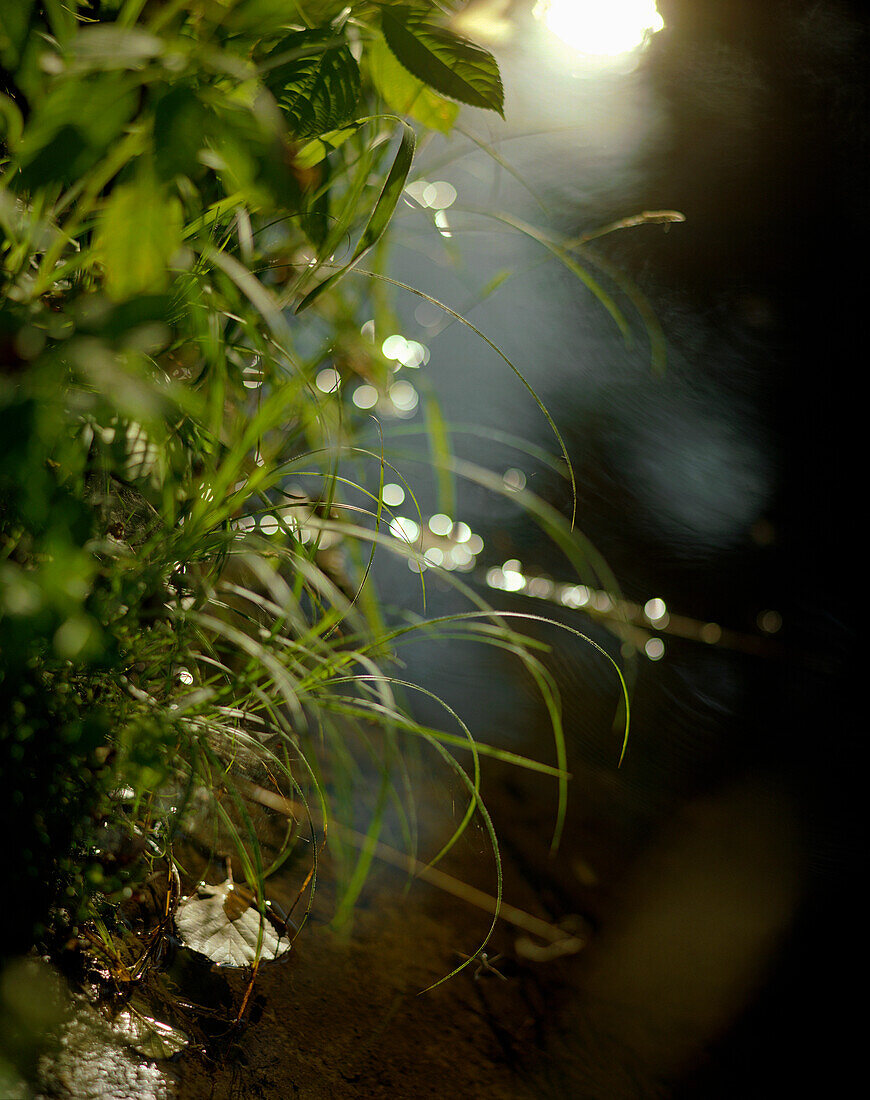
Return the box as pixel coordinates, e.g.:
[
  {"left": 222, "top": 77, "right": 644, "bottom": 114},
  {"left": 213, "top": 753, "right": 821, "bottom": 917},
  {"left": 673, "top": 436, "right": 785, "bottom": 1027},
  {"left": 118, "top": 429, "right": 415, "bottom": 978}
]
[
  {"left": 265, "top": 29, "right": 361, "bottom": 137},
  {"left": 96, "top": 180, "right": 182, "bottom": 302},
  {"left": 379, "top": 4, "right": 504, "bottom": 117},
  {"left": 368, "top": 34, "right": 458, "bottom": 133},
  {"left": 296, "top": 118, "right": 416, "bottom": 312}
]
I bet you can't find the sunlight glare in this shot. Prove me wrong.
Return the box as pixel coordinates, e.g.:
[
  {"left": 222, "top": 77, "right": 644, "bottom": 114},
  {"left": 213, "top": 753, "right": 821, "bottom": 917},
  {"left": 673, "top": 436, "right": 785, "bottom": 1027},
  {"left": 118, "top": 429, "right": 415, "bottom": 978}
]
[{"left": 534, "top": 0, "right": 664, "bottom": 58}]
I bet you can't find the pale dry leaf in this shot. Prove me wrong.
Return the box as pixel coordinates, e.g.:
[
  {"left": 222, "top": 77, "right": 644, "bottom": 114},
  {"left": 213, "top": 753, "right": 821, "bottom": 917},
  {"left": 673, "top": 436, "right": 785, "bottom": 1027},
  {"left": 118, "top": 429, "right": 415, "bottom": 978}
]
[{"left": 174, "top": 879, "right": 291, "bottom": 967}]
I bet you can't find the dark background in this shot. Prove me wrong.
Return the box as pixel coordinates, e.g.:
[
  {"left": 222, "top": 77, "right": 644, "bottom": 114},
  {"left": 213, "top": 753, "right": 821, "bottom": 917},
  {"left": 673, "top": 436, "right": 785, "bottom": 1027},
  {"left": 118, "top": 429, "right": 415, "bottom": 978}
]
[{"left": 375, "top": 1, "right": 864, "bottom": 1092}]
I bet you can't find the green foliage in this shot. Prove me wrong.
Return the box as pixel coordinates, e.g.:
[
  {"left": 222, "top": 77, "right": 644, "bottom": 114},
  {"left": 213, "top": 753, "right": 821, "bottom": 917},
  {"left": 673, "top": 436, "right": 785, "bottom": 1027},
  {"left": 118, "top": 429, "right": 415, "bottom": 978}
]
[
  {"left": 367, "top": 34, "right": 459, "bottom": 133},
  {"left": 97, "top": 176, "right": 184, "bottom": 300},
  {"left": 379, "top": 4, "right": 505, "bottom": 116},
  {"left": 0, "top": 0, "right": 520, "bottom": 959},
  {"left": 264, "top": 28, "right": 362, "bottom": 137},
  {"left": 0, "top": 0, "right": 631, "bottom": 992}
]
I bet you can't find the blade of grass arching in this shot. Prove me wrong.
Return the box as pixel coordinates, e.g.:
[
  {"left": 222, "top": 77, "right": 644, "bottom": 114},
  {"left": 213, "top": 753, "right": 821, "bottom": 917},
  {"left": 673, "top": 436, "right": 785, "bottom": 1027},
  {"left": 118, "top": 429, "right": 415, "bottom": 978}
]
[
  {"left": 565, "top": 209, "right": 685, "bottom": 373},
  {"left": 275, "top": 455, "right": 426, "bottom": 559},
  {"left": 420, "top": 379, "right": 455, "bottom": 521},
  {"left": 274, "top": 454, "right": 427, "bottom": 548},
  {"left": 371, "top": 447, "right": 617, "bottom": 596},
  {"left": 342, "top": 535, "right": 392, "bottom": 639},
  {"left": 319, "top": 664, "right": 402, "bottom": 931},
  {"left": 324, "top": 422, "right": 387, "bottom": 640},
  {"left": 182, "top": 192, "right": 245, "bottom": 241},
  {"left": 363, "top": 624, "right": 567, "bottom": 850},
  {"left": 451, "top": 454, "right": 619, "bottom": 594},
  {"left": 191, "top": 611, "right": 305, "bottom": 726},
  {"left": 454, "top": 124, "right": 549, "bottom": 213},
  {"left": 381, "top": 609, "right": 631, "bottom": 766},
  {"left": 255, "top": 543, "right": 368, "bottom": 649},
  {"left": 572, "top": 243, "right": 669, "bottom": 375},
  {"left": 232, "top": 742, "right": 302, "bottom": 884},
  {"left": 414, "top": 736, "right": 501, "bottom": 993},
  {"left": 350, "top": 268, "right": 579, "bottom": 529},
  {"left": 295, "top": 119, "right": 416, "bottom": 312},
  {"left": 290, "top": 125, "right": 376, "bottom": 297},
  {"left": 360, "top": 419, "right": 571, "bottom": 481},
  {"left": 323, "top": 674, "right": 482, "bottom": 870},
  {"left": 513, "top": 651, "right": 566, "bottom": 852},
  {"left": 243, "top": 786, "right": 583, "bottom": 951},
  {"left": 331, "top": 765, "right": 392, "bottom": 931},
  {"left": 310, "top": 694, "right": 569, "bottom": 781},
  {"left": 203, "top": 246, "right": 292, "bottom": 345},
  {"left": 184, "top": 391, "right": 303, "bottom": 529},
  {"left": 247, "top": 682, "right": 330, "bottom": 865},
  {"left": 339, "top": 714, "right": 420, "bottom": 888},
  {"left": 271, "top": 476, "right": 431, "bottom": 620},
  {"left": 210, "top": 797, "right": 268, "bottom": 963},
  {"left": 216, "top": 779, "right": 265, "bottom": 892},
  {"left": 482, "top": 211, "right": 633, "bottom": 348},
  {"left": 413, "top": 266, "right": 517, "bottom": 341},
  {"left": 165, "top": 734, "right": 201, "bottom": 844}
]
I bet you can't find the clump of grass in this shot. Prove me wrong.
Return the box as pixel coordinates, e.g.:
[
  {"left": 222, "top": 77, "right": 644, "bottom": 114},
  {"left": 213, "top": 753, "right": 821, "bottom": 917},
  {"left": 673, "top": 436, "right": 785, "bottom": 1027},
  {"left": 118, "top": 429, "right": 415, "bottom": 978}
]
[{"left": 0, "top": 1, "right": 638, "bottom": 1017}]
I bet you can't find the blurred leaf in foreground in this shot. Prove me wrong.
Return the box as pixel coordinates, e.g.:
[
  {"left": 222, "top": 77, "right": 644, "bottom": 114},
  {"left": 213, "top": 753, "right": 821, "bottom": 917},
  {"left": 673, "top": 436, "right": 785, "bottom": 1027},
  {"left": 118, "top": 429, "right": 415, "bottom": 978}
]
[{"left": 96, "top": 179, "right": 183, "bottom": 301}]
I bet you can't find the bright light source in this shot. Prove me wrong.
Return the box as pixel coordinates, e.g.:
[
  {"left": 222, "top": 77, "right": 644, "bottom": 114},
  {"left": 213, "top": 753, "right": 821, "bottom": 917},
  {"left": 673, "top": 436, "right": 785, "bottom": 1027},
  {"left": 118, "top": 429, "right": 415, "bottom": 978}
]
[
  {"left": 389, "top": 380, "right": 418, "bottom": 413},
  {"left": 422, "top": 181, "right": 457, "bottom": 210},
  {"left": 382, "top": 482, "right": 405, "bottom": 507},
  {"left": 315, "top": 367, "right": 341, "bottom": 393},
  {"left": 352, "top": 384, "right": 378, "bottom": 409},
  {"left": 534, "top": 0, "right": 664, "bottom": 57},
  {"left": 645, "top": 637, "right": 665, "bottom": 661},
  {"left": 644, "top": 597, "right": 667, "bottom": 622},
  {"left": 428, "top": 513, "right": 453, "bottom": 537},
  {"left": 389, "top": 516, "right": 420, "bottom": 542}
]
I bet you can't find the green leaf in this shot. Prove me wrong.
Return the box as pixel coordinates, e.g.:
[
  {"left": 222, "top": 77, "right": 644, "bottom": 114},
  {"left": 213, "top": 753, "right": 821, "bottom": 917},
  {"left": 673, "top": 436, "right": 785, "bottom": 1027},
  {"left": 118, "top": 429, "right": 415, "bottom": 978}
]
[
  {"left": 367, "top": 34, "right": 458, "bottom": 133},
  {"left": 265, "top": 29, "right": 361, "bottom": 137},
  {"left": 96, "top": 179, "right": 183, "bottom": 301},
  {"left": 0, "top": 93, "right": 24, "bottom": 146},
  {"left": 296, "top": 118, "right": 416, "bottom": 312},
  {"left": 294, "top": 124, "right": 360, "bottom": 169},
  {"left": 379, "top": 4, "right": 504, "bottom": 117}
]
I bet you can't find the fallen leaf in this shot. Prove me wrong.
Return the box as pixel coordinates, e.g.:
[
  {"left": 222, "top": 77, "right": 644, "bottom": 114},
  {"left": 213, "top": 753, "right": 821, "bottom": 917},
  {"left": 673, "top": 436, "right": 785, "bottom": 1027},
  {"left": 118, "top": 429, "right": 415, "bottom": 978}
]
[
  {"left": 112, "top": 1002, "right": 189, "bottom": 1060},
  {"left": 174, "top": 879, "right": 291, "bottom": 967}
]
